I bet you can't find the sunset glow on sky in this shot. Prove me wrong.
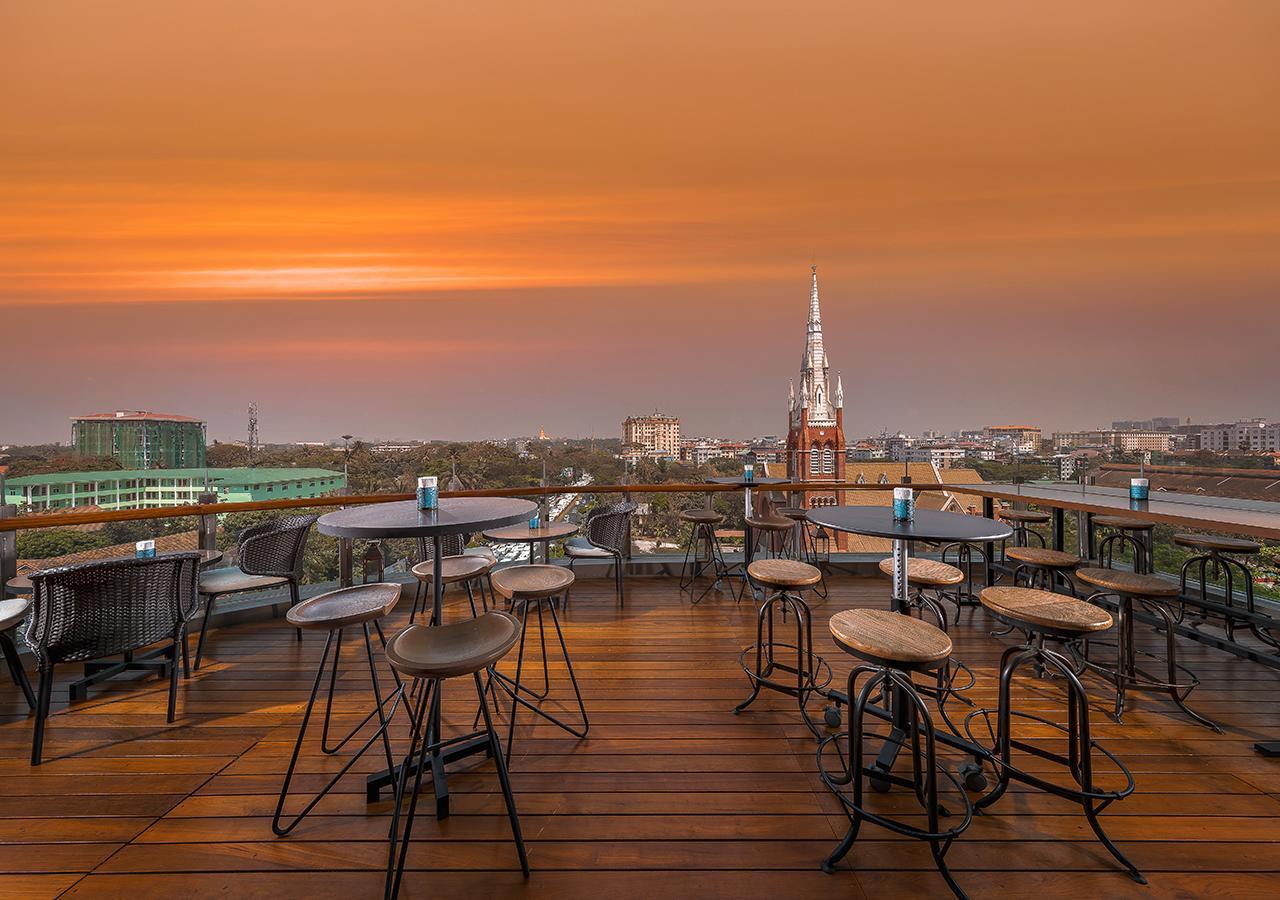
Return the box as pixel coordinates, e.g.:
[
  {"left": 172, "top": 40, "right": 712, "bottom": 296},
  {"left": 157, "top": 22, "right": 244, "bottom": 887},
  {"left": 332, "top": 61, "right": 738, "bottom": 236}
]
[{"left": 2, "top": 2, "right": 1278, "bottom": 442}]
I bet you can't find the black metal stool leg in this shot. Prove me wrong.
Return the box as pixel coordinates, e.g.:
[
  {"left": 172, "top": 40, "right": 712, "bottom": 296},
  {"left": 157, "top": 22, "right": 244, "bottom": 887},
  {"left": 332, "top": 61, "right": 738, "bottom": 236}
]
[
  {"left": 474, "top": 671, "right": 529, "bottom": 875},
  {"left": 0, "top": 630, "right": 35, "bottom": 710}
]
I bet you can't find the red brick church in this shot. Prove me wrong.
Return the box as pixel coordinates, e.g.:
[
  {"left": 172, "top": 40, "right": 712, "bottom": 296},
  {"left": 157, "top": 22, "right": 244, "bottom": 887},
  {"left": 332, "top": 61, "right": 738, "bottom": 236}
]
[{"left": 784, "top": 266, "right": 847, "bottom": 514}]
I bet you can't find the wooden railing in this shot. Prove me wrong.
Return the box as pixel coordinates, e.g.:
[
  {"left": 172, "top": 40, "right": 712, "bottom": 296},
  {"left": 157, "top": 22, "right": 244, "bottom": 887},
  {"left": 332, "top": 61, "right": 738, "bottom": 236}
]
[{"left": 0, "top": 481, "right": 957, "bottom": 533}]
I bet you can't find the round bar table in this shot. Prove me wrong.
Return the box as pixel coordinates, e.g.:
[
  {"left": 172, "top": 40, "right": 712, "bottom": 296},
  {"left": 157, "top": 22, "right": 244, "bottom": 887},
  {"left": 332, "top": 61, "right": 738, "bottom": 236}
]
[
  {"left": 805, "top": 506, "right": 1011, "bottom": 784},
  {"left": 705, "top": 476, "right": 788, "bottom": 596},
  {"left": 482, "top": 521, "right": 578, "bottom": 565},
  {"left": 317, "top": 497, "right": 536, "bottom": 815},
  {"left": 806, "top": 507, "right": 1011, "bottom": 615}
]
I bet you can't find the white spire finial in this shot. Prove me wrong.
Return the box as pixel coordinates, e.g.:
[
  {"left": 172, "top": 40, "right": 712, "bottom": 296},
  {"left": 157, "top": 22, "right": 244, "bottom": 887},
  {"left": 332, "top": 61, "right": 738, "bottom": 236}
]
[{"left": 835, "top": 373, "right": 844, "bottom": 409}]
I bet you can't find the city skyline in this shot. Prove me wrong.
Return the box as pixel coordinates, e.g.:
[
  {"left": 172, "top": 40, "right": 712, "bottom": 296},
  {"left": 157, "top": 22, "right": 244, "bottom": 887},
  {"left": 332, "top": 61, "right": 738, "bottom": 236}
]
[{"left": 3, "top": 3, "right": 1278, "bottom": 443}]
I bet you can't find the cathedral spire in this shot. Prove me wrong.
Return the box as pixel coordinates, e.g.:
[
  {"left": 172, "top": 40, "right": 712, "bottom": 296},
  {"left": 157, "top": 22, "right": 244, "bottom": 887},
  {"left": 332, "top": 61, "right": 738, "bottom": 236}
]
[
  {"left": 798, "top": 265, "right": 833, "bottom": 423},
  {"left": 835, "top": 373, "right": 843, "bottom": 409}
]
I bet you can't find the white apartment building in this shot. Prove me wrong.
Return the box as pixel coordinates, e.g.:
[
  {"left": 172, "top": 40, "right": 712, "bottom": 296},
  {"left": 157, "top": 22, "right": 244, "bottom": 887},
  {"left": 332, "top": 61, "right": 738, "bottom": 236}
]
[
  {"left": 1200, "top": 420, "right": 1280, "bottom": 453},
  {"left": 906, "top": 445, "right": 967, "bottom": 469},
  {"left": 622, "top": 413, "right": 681, "bottom": 459}
]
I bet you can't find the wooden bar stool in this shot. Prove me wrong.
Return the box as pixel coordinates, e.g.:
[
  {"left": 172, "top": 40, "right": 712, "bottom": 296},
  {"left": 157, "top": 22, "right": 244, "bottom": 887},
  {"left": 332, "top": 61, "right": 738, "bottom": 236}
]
[
  {"left": 999, "top": 509, "right": 1049, "bottom": 549},
  {"left": 746, "top": 514, "right": 795, "bottom": 561},
  {"left": 1006, "top": 546, "right": 1082, "bottom": 595},
  {"left": 875, "top": 557, "right": 973, "bottom": 733},
  {"left": 1174, "top": 533, "right": 1263, "bottom": 641},
  {"left": 734, "top": 559, "right": 831, "bottom": 738},
  {"left": 968, "top": 587, "right": 1144, "bottom": 886},
  {"left": 819, "top": 608, "right": 971, "bottom": 898},
  {"left": 382, "top": 610, "right": 529, "bottom": 897},
  {"left": 677, "top": 508, "right": 730, "bottom": 604},
  {"left": 410, "top": 554, "right": 494, "bottom": 621},
  {"left": 777, "top": 507, "right": 828, "bottom": 598},
  {"left": 1076, "top": 567, "right": 1221, "bottom": 731},
  {"left": 488, "top": 565, "right": 588, "bottom": 760},
  {"left": 1093, "top": 516, "right": 1155, "bottom": 574},
  {"left": 273, "top": 583, "right": 404, "bottom": 837}
]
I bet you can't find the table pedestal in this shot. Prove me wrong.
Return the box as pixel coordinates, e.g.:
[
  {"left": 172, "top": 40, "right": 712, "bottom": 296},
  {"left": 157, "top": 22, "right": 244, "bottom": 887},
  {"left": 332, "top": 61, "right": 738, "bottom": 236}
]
[{"left": 364, "top": 534, "right": 490, "bottom": 817}]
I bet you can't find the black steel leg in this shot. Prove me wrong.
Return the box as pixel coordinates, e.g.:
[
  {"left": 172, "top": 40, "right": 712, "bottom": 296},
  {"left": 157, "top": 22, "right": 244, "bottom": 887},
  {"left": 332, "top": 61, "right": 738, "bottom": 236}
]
[
  {"left": 0, "top": 630, "right": 35, "bottom": 710},
  {"left": 474, "top": 671, "right": 530, "bottom": 875},
  {"left": 289, "top": 581, "right": 302, "bottom": 641},
  {"left": 30, "top": 664, "right": 54, "bottom": 766},
  {"left": 166, "top": 636, "right": 180, "bottom": 722},
  {"left": 193, "top": 594, "right": 217, "bottom": 670}
]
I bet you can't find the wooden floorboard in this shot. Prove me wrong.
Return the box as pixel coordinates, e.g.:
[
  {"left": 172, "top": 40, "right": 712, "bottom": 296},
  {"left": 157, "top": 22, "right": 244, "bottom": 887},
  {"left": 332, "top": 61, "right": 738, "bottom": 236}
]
[{"left": 2, "top": 573, "right": 1279, "bottom": 898}]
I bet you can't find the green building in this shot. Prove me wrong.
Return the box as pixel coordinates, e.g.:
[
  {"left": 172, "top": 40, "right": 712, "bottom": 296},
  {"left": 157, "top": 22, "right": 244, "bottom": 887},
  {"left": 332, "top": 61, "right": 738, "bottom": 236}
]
[
  {"left": 72, "top": 411, "right": 207, "bottom": 469},
  {"left": 3, "top": 467, "right": 346, "bottom": 512}
]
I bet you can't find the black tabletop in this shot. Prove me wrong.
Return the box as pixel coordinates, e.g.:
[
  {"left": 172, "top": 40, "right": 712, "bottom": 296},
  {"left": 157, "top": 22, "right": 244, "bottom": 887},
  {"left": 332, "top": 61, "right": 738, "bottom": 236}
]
[
  {"left": 807, "top": 506, "right": 1012, "bottom": 544},
  {"left": 705, "top": 475, "right": 788, "bottom": 487},
  {"left": 317, "top": 497, "right": 537, "bottom": 540}
]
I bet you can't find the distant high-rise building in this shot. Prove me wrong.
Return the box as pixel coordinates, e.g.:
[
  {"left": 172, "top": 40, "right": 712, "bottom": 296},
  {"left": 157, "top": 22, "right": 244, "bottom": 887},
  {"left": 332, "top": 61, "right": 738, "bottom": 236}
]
[
  {"left": 72, "top": 411, "right": 206, "bottom": 470},
  {"left": 622, "top": 413, "right": 680, "bottom": 460}
]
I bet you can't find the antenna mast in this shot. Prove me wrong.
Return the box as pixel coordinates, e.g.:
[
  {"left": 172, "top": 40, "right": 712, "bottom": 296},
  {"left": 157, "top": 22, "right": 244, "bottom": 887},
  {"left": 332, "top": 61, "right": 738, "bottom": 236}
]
[{"left": 247, "top": 402, "right": 259, "bottom": 465}]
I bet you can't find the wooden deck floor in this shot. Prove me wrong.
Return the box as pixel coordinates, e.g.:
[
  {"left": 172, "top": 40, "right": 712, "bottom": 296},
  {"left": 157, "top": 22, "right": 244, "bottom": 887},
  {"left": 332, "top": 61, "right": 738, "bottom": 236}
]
[{"left": 3, "top": 572, "right": 1280, "bottom": 898}]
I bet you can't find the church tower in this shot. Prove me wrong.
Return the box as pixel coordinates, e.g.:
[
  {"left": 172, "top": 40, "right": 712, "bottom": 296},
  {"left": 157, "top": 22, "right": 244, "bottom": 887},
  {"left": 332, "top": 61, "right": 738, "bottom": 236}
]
[{"left": 786, "top": 266, "right": 846, "bottom": 516}]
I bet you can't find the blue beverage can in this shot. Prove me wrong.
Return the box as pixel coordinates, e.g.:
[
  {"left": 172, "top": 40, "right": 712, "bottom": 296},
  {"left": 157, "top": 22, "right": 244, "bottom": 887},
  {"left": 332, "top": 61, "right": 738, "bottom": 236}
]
[{"left": 417, "top": 476, "right": 438, "bottom": 510}]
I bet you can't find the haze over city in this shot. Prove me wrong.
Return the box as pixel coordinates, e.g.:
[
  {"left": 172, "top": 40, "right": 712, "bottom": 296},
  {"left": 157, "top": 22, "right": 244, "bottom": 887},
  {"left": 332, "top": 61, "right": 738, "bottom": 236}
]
[{"left": 3, "top": 1, "right": 1278, "bottom": 443}]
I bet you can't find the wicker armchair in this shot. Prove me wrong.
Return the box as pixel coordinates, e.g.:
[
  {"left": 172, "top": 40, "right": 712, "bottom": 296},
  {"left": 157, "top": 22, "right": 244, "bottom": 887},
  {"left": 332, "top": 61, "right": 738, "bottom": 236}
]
[
  {"left": 193, "top": 515, "right": 315, "bottom": 671},
  {"left": 565, "top": 501, "right": 636, "bottom": 605},
  {"left": 24, "top": 552, "right": 200, "bottom": 764}
]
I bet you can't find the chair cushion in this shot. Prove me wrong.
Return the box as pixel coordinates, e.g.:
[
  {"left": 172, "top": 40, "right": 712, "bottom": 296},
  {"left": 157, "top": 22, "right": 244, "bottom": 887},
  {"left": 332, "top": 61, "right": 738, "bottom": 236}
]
[
  {"left": 198, "top": 567, "right": 289, "bottom": 596},
  {"left": 385, "top": 612, "right": 522, "bottom": 679},
  {"left": 287, "top": 583, "right": 402, "bottom": 630},
  {"left": 564, "top": 537, "right": 612, "bottom": 558}
]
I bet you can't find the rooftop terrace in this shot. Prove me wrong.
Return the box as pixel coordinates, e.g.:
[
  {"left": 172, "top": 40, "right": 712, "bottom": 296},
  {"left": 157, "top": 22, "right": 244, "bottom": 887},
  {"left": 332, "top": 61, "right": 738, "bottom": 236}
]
[{"left": 1, "top": 572, "right": 1276, "bottom": 897}]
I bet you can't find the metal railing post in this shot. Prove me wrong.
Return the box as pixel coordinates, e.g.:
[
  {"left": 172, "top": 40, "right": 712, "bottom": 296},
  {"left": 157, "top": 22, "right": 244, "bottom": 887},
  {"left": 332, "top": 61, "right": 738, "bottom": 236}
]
[{"left": 196, "top": 492, "right": 218, "bottom": 552}]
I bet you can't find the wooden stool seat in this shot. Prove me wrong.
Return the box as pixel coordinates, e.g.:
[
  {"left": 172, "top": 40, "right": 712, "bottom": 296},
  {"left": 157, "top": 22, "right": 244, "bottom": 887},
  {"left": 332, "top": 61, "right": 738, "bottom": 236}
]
[
  {"left": 776, "top": 507, "right": 810, "bottom": 521},
  {"left": 876, "top": 557, "right": 964, "bottom": 587},
  {"left": 980, "top": 587, "right": 1112, "bottom": 635},
  {"left": 747, "top": 559, "right": 822, "bottom": 589},
  {"left": 745, "top": 515, "right": 793, "bottom": 532},
  {"left": 1076, "top": 567, "right": 1178, "bottom": 597},
  {"left": 1005, "top": 546, "right": 1081, "bottom": 569},
  {"left": 999, "top": 509, "right": 1050, "bottom": 524},
  {"left": 1092, "top": 516, "right": 1154, "bottom": 531},
  {"left": 679, "top": 509, "right": 725, "bottom": 525},
  {"left": 1173, "top": 534, "right": 1260, "bottom": 554},
  {"left": 490, "top": 564, "right": 575, "bottom": 601},
  {"left": 829, "top": 608, "right": 952, "bottom": 669},
  {"left": 384, "top": 611, "right": 522, "bottom": 679},
  {"left": 411, "top": 554, "right": 493, "bottom": 585},
  {"left": 286, "top": 583, "right": 401, "bottom": 630}
]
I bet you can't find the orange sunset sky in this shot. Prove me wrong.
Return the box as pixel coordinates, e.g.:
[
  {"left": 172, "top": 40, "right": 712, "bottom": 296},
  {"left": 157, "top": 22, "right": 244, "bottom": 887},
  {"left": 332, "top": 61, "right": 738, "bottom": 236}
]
[{"left": 2, "top": 1, "right": 1278, "bottom": 443}]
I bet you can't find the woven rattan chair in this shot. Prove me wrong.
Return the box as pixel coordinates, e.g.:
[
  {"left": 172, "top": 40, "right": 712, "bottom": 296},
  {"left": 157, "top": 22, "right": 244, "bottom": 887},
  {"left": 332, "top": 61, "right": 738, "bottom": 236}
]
[
  {"left": 565, "top": 501, "right": 635, "bottom": 606},
  {"left": 24, "top": 552, "right": 200, "bottom": 765},
  {"left": 193, "top": 515, "right": 315, "bottom": 671}
]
